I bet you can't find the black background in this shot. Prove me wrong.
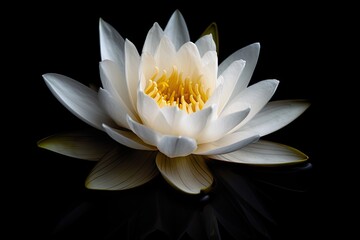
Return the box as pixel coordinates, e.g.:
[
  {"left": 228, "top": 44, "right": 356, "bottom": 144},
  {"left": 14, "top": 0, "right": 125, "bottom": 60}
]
[{"left": 6, "top": 1, "right": 352, "bottom": 239}]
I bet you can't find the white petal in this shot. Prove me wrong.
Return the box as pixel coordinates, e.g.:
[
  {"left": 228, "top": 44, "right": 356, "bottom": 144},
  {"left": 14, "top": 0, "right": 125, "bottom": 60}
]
[
  {"left": 102, "top": 124, "right": 155, "bottom": 150},
  {"left": 195, "top": 34, "right": 216, "bottom": 57},
  {"left": 86, "top": 147, "right": 158, "bottom": 190},
  {"left": 218, "top": 42, "right": 259, "bottom": 75},
  {"left": 37, "top": 131, "right": 115, "bottom": 161},
  {"left": 43, "top": 73, "right": 115, "bottom": 130},
  {"left": 218, "top": 60, "right": 246, "bottom": 111},
  {"left": 210, "top": 140, "right": 308, "bottom": 165},
  {"left": 136, "top": 91, "right": 161, "bottom": 127},
  {"left": 201, "top": 50, "right": 218, "bottom": 66},
  {"left": 203, "top": 80, "right": 223, "bottom": 109},
  {"left": 124, "top": 39, "right": 140, "bottom": 111},
  {"left": 218, "top": 43, "right": 260, "bottom": 102},
  {"left": 137, "top": 94, "right": 193, "bottom": 138},
  {"left": 139, "top": 52, "right": 156, "bottom": 90},
  {"left": 99, "top": 60, "right": 120, "bottom": 95},
  {"left": 127, "top": 116, "right": 161, "bottom": 146},
  {"left": 160, "top": 105, "right": 214, "bottom": 137},
  {"left": 151, "top": 110, "right": 174, "bottom": 135},
  {"left": 175, "top": 42, "right": 202, "bottom": 79},
  {"left": 156, "top": 153, "right": 213, "bottom": 194},
  {"left": 99, "top": 18, "right": 125, "bottom": 70},
  {"left": 142, "top": 22, "right": 164, "bottom": 55},
  {"left": 99, "top": 60, "right": 137, "bottom": 117},
  {"left": 222, "top": 79, "right": 279, "bottom": 115},
  {"left": 98, "top": 88, "right": 130, "bottom": 129},
  {"left": 194, "top": 131, "right": 259, "bottom": 155},
  {"left": 197, "top": 107, "right": 251, "bottom": 144},
  {"left": 156, "top": 107, "right": 186, "bottom": 135},
  {"left": 128, "top": 115, "right": 197, "bottom": 158},
  {"left": 164, "top": 10, "right": 190, "bottom": 50},
  {"left": 154, "top": 36, "right": 177, "bottom": 73},
  {"left": 200, "top": 51, "right": 218, "bottom": 92},
  {"left": 240, "top": 100, "right": 310, "bottom": 136},
  {"left": 223, "top": 79, "right": 279, "bottom": 132},
  {"left": 157, "top": 136, "right": 197, "bottom": 158}
]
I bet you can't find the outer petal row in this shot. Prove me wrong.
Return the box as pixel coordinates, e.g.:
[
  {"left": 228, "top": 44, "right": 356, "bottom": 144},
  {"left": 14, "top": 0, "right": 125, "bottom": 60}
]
[
  {"left": 156, "top": 153, "right": 213, "bottom": 194},
  {"left": 86, "top": 147, "right": 158, "bottom": 190},
  {"left": 240, "top": 100, "right": 310, "bottom": 136},
  {"left": 210, "top": 140, "right": 308, "bottom": 165},
  {"left": 43, "top": 73, "right": 115, "bottom": 130}
]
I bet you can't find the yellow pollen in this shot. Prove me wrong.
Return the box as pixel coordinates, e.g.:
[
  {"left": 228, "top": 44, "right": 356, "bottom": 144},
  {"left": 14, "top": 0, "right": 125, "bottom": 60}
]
[{"left": 145, "top": 66, "right": 210, "bottom": 113}]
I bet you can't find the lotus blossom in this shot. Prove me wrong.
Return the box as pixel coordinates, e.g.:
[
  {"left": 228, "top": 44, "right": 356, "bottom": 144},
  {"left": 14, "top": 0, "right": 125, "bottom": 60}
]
[{"left": 39, "top": 10, "right": 310, "bottom": 194}]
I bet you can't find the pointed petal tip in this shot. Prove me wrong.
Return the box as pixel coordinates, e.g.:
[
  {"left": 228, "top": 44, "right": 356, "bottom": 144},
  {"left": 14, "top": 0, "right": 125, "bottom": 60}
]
[
  {"left": 301, "top": 100, "right": 311, "bottom": 112},
  {"left": 253, "top": 42, "right": 260, "bottom": 48},
  {"left": 41, "top": 74, "right": 54, "bottom": 87},
  {"left": 265, "top": 78, "right": 280, "bottom": 88},
  {"left": 210, "top": 22, "right": 218, "bottom": 27},
  {"left": 37, "top": 136, "right": 55, "bottom": 149},
  {"left": 169, "top": 9, "right": 183, "bottom": 20},
  {"left": 152, "top": 22, "right": 160, "bottom": 28},
  {"left": 99, "top": 18, "right": 107, "bottom": 26},
  {"left": 42, "top": 73, "right": 66, "bottom": 85},
  {"left": 246, "top": 42, "right": 260, "bottom": 53},
  {"left": 42, "top": 73, "right": 54, "bottom": 81},
  {"left": 85, "top": 179, "right": 100, "bottom": 190},
  {"left": 36, "top": 138, "right": 47, "bottom": 149},
  {"left": 269, "top": 78, "right": 280, "bottom": 83},
  {"left": 99, "top": 18, "right": 108, "bottom": 31},
  {"left": 174, "top": 9, "right": 181, "bottom": 15},
  {"left": 84, "top": 179, "right": 98, "bottom": 190},
  {"left": 294, "top": 99, "right": 311, "bottom": 108}
]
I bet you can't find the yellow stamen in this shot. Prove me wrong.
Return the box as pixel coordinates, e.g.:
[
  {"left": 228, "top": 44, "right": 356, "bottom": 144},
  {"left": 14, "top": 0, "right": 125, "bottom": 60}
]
[
  {"left": 169, "top": 91, "right": 175, "bottom": 103},
  {"left": 148, "top": 87, "right": 158, "bottom": 98},
  {"left": 154, "top": 92, "right": 161, "bottom": 102},
  {"left": 197, "top": 95, "right": 205, "bottom": 109},
  {"left": 158, "top": 82, "right": 169, "bottom": 92},
  {"left": 190, "top": 95, "right": 197, "bottom": 106},
  {"left": 144, "top": 80, "right": 154, "bottom": 94},
  {"left": 187, "top": 103, "right": 193, "bottom": 113},
  {"left": 145, "top": 65, "right": 211, "bottom": 114}
]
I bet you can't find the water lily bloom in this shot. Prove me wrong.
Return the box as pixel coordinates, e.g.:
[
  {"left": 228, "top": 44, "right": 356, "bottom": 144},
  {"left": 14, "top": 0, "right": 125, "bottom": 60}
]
[{"left": 39, "top": 10, "right": 310, "bottom": 194}]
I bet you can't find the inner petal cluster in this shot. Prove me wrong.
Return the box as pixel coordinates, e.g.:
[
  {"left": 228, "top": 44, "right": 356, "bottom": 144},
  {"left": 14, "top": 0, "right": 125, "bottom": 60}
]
[{"left": 145, "top": 66, "right": 210, "bottom": 113}]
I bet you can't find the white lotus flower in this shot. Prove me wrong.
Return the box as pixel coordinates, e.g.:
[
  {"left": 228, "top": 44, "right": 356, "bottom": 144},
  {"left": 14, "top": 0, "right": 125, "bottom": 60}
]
[{"left": 39, "top": 10, "right": 310, "bottom": 194}]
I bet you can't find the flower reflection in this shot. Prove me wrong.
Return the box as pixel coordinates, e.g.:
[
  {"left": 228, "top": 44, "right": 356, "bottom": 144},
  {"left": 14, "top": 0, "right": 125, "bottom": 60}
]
[{"left": 50, "top": 155, "right": 312, "bottom": 240}]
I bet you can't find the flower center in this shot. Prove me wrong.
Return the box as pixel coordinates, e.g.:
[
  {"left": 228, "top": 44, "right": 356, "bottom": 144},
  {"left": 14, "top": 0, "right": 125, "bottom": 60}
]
[{"left": 145, "top": 66, "right": 210, "bottom": 113}]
